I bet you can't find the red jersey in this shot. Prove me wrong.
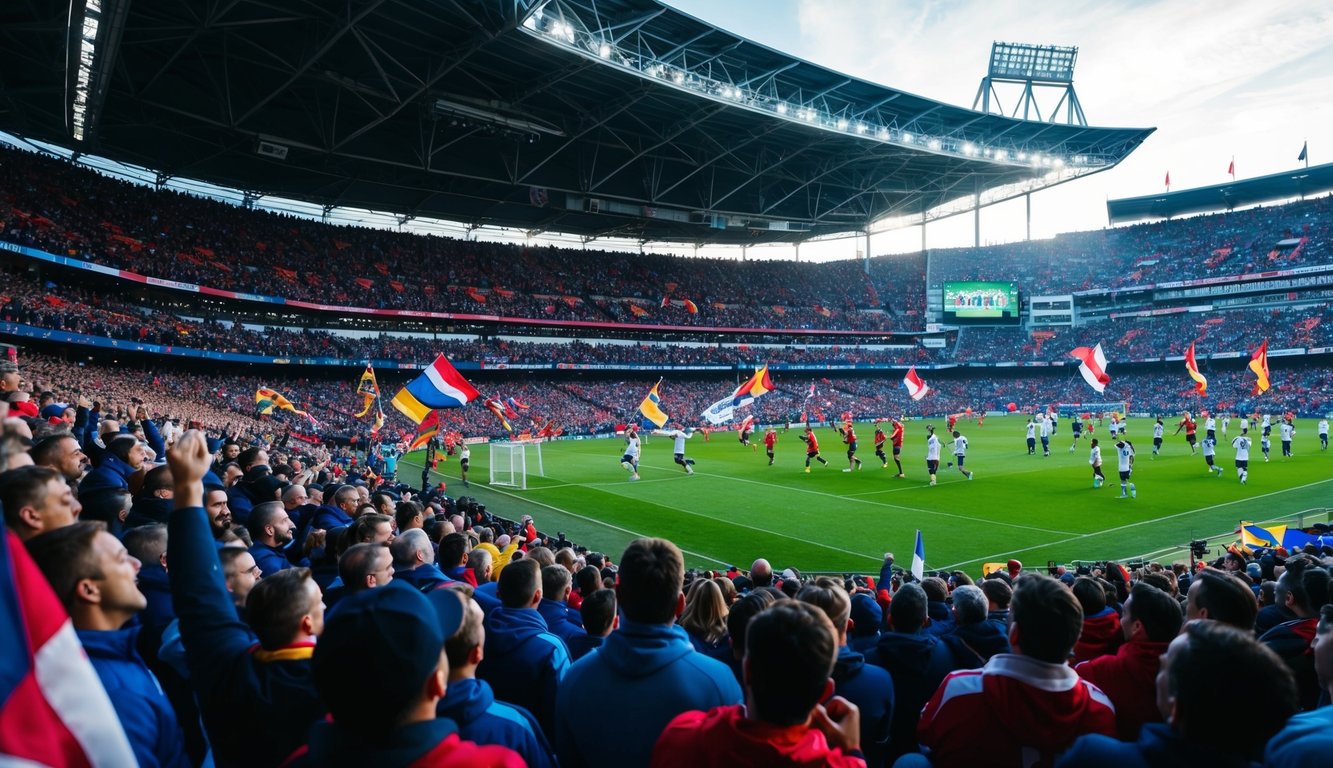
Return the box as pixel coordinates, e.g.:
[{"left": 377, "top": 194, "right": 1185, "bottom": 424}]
[
  {"left": 1180, "top": 417, "right": 1196, "bottom": 435},
  {"left": 874, "top": 430, "right": 887, "bottom": 447},
  {"left": 890, "top": 422, "right": 904, "bottom": 447},
  {"left": 917, "top": 654, "right": 1116, "bottom": 768},
  {"left": 763, "top": 432, "right": 777, "bottom": 449},
  {"left": 803, "top": 432, "right": 820, "bottom": 453},
  {"left": 651, "top": 705, "right": 866, "bottom": 768},
  {"left": 843, "top": 427, "right": 857, "bottom": 444}
]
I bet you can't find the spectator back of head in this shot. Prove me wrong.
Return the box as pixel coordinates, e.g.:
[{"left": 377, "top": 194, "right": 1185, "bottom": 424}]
[
  {"left": 498, "top": 558, "right": 541, "bottom": 609},
  {"left": 745, "top": 601, "right": 837, "bottom": 726},
  {"left": 890, "top": 582, "right": 928, "bottom": 634},
  {"left": 617, "top": 537, "right": 684, "bottom": 624},
  {"left": 1011, "top": 574, "right": 1082, "bottom": 663}
]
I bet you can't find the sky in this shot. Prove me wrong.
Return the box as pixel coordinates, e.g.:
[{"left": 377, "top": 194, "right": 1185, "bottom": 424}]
[{"left": 657, "top": 0, "right": 1333, "bottom": 260}]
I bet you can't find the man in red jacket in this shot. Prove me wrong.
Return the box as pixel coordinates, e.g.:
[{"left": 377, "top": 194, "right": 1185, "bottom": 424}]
[
  {"left": 1076, "top": 583, "right": 1182, "bottom": 740},
  {"left": 651, "top": 601, "right": 866, "bottom": 767},
  {"left": 916, "top": 574, "right": 1116, "bottom": 768},
  {"left": 1071, "top": 577, "right": 1121, "bottom": 664}
]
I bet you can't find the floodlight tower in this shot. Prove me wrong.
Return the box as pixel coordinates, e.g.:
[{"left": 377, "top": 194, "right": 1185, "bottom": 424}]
[{"left": 973, "top": 42, "right": 1086, "bottom": 126}]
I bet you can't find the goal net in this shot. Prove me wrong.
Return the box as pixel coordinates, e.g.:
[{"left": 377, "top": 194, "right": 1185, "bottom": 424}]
[
  {"left": 488, "top": 440, "right": 545, "bottom": 489},
  {"left": 1056, "top": 402, "right": 1130, "bottom": 420}
]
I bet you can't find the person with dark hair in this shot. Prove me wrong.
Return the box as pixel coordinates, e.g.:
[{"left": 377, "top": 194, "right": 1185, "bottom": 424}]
[
  {"left": 1260, "top": 561, "right": 1330, "bottom": 710},
  {"left": 555, "top": 537, "right": 742, "bottom": 767},
  {"left": 1076, "top": 582, "right": 1183, "bottom": 740},
  {"left": 868, "top": 581, "right": 958, "bottom": 764},
  {"left": 919, "top": 576, "right": 955, "bottom": 637},
  {"left": 726, "top": 589, "right": 781, "bottom": 679},
  {"left": 916, "top": 574, "right": 1116, "bottom": 767},
  {"left": 981, "top": 576, "right": 1013, "bottom": 630},
  {"left": 164, "top": 430, "right": 326, "bottom": 766},
  {"left": 80, "top": 434, "right": 147, "bottom": 496},
  {"left": 300, "top": 582, "right": 523, "bottom": 766},
  {"left": 2, "top": 463, "right": 81, "bottom": 541},
  {"left": 246, "top": 500, "right": 303, "bottom": 576},
  {"left": 124, "top": 464, "right": 175, "bottom": 529},
  {"left": 538, "top": 564, "right": 587, "bottom": 647},
  {"left": 439, "top": 531, "right": 476, "bottom": 586},
  {"left": 847, "top": 592, "right": 883, "bottom": 655},
  {"left": 337, "top": 542, "right": 394, "bottom": 600},
  {"left": 1071, "top": 576, "right": 1122, "bottom": 663},
  {"left": 1265, "top": 603, "right": 1333, "bottom": 765},
  {"left": 651, "top": 601, "right": 865, "bottom": 767},
  {"left": 1060, "top": 620, "right": 1298, "bottom": 768},
  {"left": 218, "top": 547, "right": 261, "bottom": 614},
  {"left": 29, "top": 432, "right": 88, "bottom": 484},
  {"left": 568, "top": 587, "right": 617, "bottom": 661},
  {"left": 1185, "top": 566, "right": 1259, "bottom": 630},
  {"left": 26, "top": 521, "right": 189, "bottom": 768},
  {"left": 395, "top": 499, "right": 425, "bottom": 533},
  {"left": 477, "top": 558, "right": 570, "bottom": 739},
  {"left": 347, "top": 511, "right": 393, "bottom": 545},
  {"left": 439, "top": 592, "right": 557, "bottom": 768},
  {"left": 310, "top": 483, "right": 358, "bottom": 532},
  {"left": 798, "top": 579, "right": 895, "bottom": 768}
]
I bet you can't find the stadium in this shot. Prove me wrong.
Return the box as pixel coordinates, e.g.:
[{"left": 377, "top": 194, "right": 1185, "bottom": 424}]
[{"left": 2, "top": 1, "right": 1332, "bottom": 766}]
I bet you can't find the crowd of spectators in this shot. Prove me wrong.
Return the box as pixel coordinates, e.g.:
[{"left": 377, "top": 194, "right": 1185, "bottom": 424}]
[
  {"left": 5, "top": 340, "right": 1333, "bottom": 767},
  {"left": 1, "top": 145, "right": 924, "bottom": 332}
]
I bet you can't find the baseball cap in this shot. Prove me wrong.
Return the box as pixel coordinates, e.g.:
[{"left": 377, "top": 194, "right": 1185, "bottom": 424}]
[{"left": 313, "top": 582, "right": 464, "bottom": 734}]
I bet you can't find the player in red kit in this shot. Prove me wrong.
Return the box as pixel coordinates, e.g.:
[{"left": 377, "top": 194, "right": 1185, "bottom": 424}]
[
  {"left": 873, "top": 424, "right": 889, "bottom": 468},
  {"left": 841, "top": 421, "right": 863, "bottom": 472},
  {"left": 800, "top": 426, "right": 828, "bottom": 473},
  {"left": 763, "top": 427, "right": 777, "bottom": 466},
  {"left": 889, "top": 418, "right": 906, "bottom": 477}
]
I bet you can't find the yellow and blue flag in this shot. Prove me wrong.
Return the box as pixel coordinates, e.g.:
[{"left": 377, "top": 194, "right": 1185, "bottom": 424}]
[
  {"left": 638, "top": 378, "right": 669, "bottom": 428},
  {"left": 1239, "top": 521, "right": 1287, "bottom": 553}
]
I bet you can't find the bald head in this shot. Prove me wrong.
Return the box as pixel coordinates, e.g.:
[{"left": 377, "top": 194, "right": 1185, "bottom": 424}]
[{"left": 751, "top": 558, "right": 773, "bottom": 587}]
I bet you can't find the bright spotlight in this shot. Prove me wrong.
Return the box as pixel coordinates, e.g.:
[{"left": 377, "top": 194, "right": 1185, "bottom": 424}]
[
  {"left": 776, "top": 102, "right": 789, "bottom": 114},
  {"left": 900, "top": 131, "right": 913, "bottom": 143},
  {"left": 855, "top": 123, "right": 867, "bottom": 134},
  {"left": 928, "top": 138, "right": 942, "bottom": 150},
  {"left": 837, "top": 118, "right": 849, "bottom": 130},
  {"left": 598, "top": 43, "right": 611, "bottom": 58}
]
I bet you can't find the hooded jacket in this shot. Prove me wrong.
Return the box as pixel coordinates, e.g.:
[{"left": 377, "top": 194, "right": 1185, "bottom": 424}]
[
  {"left": 80, "top": 452, "right": 139, "bottom": 495},
  {"left": 554, "top": 619, "right": 742, "bottom": 767},
  {"left": 537, "top": 598, "right": 587, "bottom": 647},
  {"left": 946, "top": 619, "right": 1012, "bottom": 663},
  {"left": 833, "top": 645, "right": 894, "bottom": 768},
  {"left": 1072, "top": 607, "right": 1123, "bottom": 664},
  {"left": 1075, "top": 638, "right": 1169, "bottom": 741},
  {"left": 868, "top": 631, "right": 957, "bottom": 762},
  {"left": 296, "top": 718, "right": 523, "bottom": 768},
  {"left": 125, "top": 495, "right": 174, "bottom": 529},
  {"left": 1263, "top": 704, "right": 1333, "bottom": 767},
  {"left": 395, "top": 562, "right": 452, "bottom": 593},
  {"left": 1259, "top": 616, "right": 1320, "bottom": 710},
  {"left": 435, "top": 677, "right": 556, "bottom": 768},
  {"left": 918, "top": 653, "right": 1117, "bottom": 768},
  {"left": 76, "top": 626, "right": 190, "bottom": 768},
  {"left": 1058, "top": 723, "right": 1255, "bottom": 768},
  {"left": 650, "top": 705, "right": 866, "bottom": 768},
  {"left": 476, "top": 606, "right": 570, "bottom": 738},
  {"left": 310, "top": 502, "right": 355, "bottom": 533}
]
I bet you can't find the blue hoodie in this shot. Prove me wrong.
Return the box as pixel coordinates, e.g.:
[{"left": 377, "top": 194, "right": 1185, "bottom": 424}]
[
  {"left": 436, "top": 677, "right": 557, "bottom": 768},
  {"left": 476, "top": 606, "right": 570, "bottom": 739},
  {"left": 1059, "top": 723, "right": 1255, "bottom": 768},
  {"left": 81, "top": 452, "right": 140, "bottom": 495},
  {"left": 537, "top": 598, "right": 587, "bottom": 646},
  {"left": 77, "top": 626, "right": 190, "bottom": 768},
  {"left": 554, "top": 619, "right": 743, "bottom": 767},
  {"left": 833, "top": 645, "right": 895, "bottom": 768},
  {"left": 310, "top": 503, "right": 354, "bottom": 533},
  {"left": 395, "top": 562, "right": 452, "bottom": 593},
  {"left": 869, "top": 630, "right": 957, "bottom": 763}
]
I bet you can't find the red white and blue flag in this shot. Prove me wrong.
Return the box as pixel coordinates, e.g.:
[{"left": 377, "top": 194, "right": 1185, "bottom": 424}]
[
  {"left": 0, "top": 528, "right": 137, "bottom": 766},
  {"left": 1070, "top": 344, "right": 1111, "bottom": 394},
  {"left": 903, "top": 367, "right": 930, "bottom": 401},
  {"left": 391, "top": 354, "right": 481, "bottom": 424}
]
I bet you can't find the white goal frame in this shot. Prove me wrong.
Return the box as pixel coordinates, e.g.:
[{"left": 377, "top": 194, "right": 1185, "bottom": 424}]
[{"left": 488, "top": 440, "right": 546, "bottom": 489}]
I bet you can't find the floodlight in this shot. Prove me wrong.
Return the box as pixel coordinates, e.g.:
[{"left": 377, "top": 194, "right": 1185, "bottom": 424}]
[
  {"left": 855, "top": 123, "right": 867, "bottom": 134},
  {"left": 598, "top": 43, "right": 611, "bottom": 58},
  {"left": 837, "top": 118, "right": 849, "bottom": 130},
  {"left": 776, "top": 102, "right": 788, "bottom": 114},
  {"left": 1052, "top": 157, "right": 1065, "bottom": 168},
  {"left": 994, "top": 149, "right": 1008, "bottom": 161},
  {"left": 962, "top": 142, "right": 977, "bottom": 155},
  {"left": 1016, "top": 152, "right": 1027, "bottom": 161},
  {"left": 672, "top": 71, "right": 684, "bottom": 84},
  {"left": 928, "top": 138, "right": 942, "bottom": 150},
  {"left": 900, "top": 131, "right": 913, "bottom": 143},
  {"left": 877, "top": 128, "right": 889, "bottom": 139}
]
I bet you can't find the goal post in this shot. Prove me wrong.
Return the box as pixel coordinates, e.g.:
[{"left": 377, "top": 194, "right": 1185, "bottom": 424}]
[
  {"left": 1056, "top": 402, "right": 1129, "bottom": 419},
  {"left": 488, "top": 439, "right": 545, "bottom": 489}
]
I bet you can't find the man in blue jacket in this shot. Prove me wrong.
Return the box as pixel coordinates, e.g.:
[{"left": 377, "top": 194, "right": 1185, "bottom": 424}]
[
  {"left": 391, "top": 528, "right": 452, "bottom": 592},
  {"left": 26, "top": 520, "right": 189, "bottom": 768},
  {"left": 80, "top": 434, "right": 147, "bottom": 496},
  {"left": 476, "top": 558, "right": 570, "bottom": 739},
  {"left": 246, "top": 500, "right": 306, "bottom": 576},
  {"left": 309, "top": 483, "right": 358, "bottom": 532},
  {"left": 1265, "top": 603, "right": 1333, "bottom": 766},
  {"left": 440, "top": 592, "right": 558, "bottom": 767},
  {"left": 164, "top": 430, "right": 327, "bottom": 767},
  {"left": 538, "top": 564, "right": 587, "bottom": 647},
  {"left": 554, "top": 537, "right": 743, "bottom": 767},
  {"left": 797, "top": 579, "right": 895, "bottom": 768},
  {"left": 867, "top": 581, "right": 959, "bottom": 764}
]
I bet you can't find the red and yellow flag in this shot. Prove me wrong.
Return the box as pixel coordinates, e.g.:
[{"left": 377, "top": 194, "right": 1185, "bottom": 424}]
[
  {"left": 1248, "top": 340, "right": 1270, "bottom": 395},
  {"left": 1184, "top": 342, "right": 1207, "bottom": 396}
]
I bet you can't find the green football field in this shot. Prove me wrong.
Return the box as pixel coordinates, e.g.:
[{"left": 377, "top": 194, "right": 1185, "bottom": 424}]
[{"left": 400, "top": 417, "right": 1333, "bottom": 576}]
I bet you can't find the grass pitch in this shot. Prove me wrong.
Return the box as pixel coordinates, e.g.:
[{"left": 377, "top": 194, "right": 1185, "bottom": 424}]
[{"left": 403, "top": 417, "right": 1332, "bottom": 576}]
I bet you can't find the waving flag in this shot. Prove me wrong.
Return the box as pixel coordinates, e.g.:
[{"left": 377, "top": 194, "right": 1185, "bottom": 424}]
[
  {"left": 638, "top": 378, "right": 670, "bottom": 428},
  {"left": 1239, "top": 521, "right": 1286, "bottom": 553},
  {"left": 732, "top": 365, "right": 774, "bottom": 408},
  {"left": 903, "top": 366, "right": 930, "bottom": 401},
  {"left": 0, "top": 529, "right": 138, "bottom": 766},
  {"left": 483, "top": 398, "right": 514, "bottom": 433},
  {"left": 256, "top": 387, "right": 318, "bottom": 425},
  {"left": 1070, "top": 344, "right": 1111, "bottom": 394},
  {"left": 911, "top": 530, "right": 925, "bottom": 581},
  {"left": 1184, "top": 342, "right": 1208, "bottom": 396},
  {"left": 354, "top": 364, "right": 381, "bottom": 418},
  {"left": 1248, "top": 340, "right": 1270, "bottom": 394},
  {"left": 391, "top": 354, "right": 480, "bottom": 424},
  {"left": 506, "top": 396, "right": 529, "bottom": 412}
]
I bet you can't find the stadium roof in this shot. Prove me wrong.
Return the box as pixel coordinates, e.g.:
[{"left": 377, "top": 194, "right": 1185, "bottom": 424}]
[
  {"left": 0, "top": 0, "right": 1153, "bottom": 244},
  {"left": 1107, "top": 162, "right": 1333, "bottom": 224}
]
